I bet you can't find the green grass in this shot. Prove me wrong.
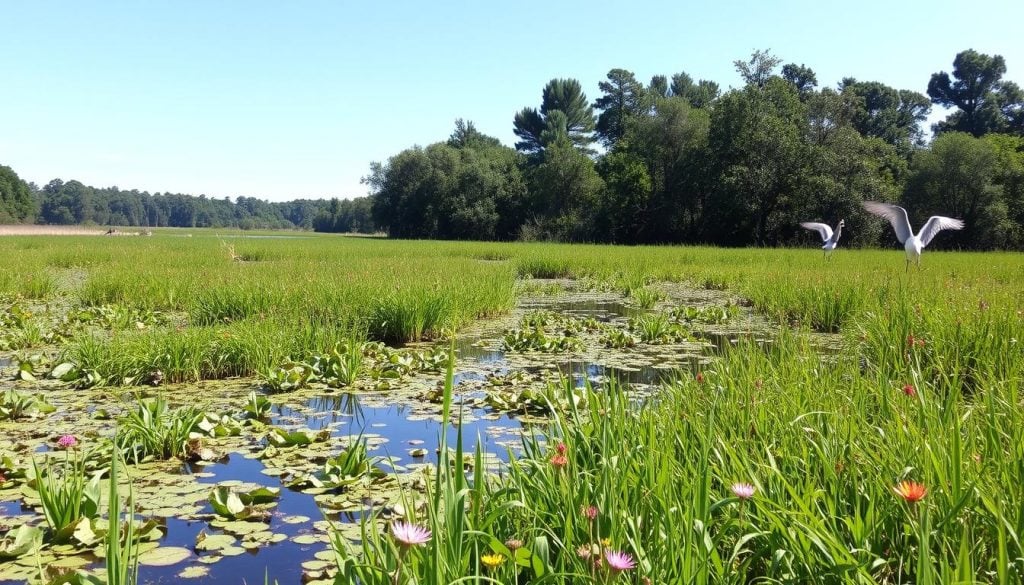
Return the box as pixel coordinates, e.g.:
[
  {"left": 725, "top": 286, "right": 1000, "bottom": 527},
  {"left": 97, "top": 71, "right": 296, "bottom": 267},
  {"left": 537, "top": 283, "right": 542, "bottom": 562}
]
[{"left": 1, "top": 230, "right": 1023, "bottom": 582}]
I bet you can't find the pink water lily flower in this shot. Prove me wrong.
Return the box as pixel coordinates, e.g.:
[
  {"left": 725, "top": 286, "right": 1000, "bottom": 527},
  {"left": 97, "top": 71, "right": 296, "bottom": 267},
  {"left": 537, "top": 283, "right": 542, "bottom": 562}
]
[{"left": 391, "top": 521, "right": 431, "bottom": 548}]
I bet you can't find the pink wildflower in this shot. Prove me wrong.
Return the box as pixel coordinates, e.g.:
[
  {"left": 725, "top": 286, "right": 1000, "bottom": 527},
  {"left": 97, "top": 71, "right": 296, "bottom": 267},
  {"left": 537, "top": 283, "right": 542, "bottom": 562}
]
[
  {"left": 730, "top": 482, "right": 756, "bottom": 500},
  {"left": 550, "top": 453, "right": 568, "bottom": 469},
  {"left": 903, "top": 384, "right": 916, "bottom": 397},
  {"left": 583, "top": 505, "right": 598, "bottom": 521},
  {"left": 604, "top": 550, "right": 635, "bottom": 572},
  {"left": 556, "top": 442, "right": 567, "bottom": 455},
  {"left": 57, "top": 435, "right": 78, "bottom": 449}
]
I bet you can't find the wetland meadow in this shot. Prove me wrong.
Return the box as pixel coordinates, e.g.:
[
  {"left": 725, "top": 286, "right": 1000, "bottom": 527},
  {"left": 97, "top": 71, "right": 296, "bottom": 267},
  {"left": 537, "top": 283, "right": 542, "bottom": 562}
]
[{"left": 1, "top": 231, "right": 1022, "bottom": 584}]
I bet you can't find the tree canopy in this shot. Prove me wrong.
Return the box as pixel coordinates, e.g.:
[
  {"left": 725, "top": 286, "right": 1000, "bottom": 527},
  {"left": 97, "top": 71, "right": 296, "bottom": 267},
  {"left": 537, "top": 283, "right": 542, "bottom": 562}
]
[
  {"left": 513, "top": 78, "right": 596, "bottom": 154},
  {"left": 928, "top": 49, "right": 1024, "bottom": 137},
  {"left": 0, "top": 165, "right": 37, "bottom": 223},
  {"left": 7, "top": 48, "right": 1023, "bottom": 250},
  {"left": 369, "top": 49, "right": 1023, "bottom": 249}
]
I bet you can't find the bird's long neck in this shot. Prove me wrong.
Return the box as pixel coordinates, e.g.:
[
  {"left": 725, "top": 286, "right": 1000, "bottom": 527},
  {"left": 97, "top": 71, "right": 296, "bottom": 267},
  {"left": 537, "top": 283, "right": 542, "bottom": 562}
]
[{"left": 832, "top": 223, "right": 842, "bottom": 242}]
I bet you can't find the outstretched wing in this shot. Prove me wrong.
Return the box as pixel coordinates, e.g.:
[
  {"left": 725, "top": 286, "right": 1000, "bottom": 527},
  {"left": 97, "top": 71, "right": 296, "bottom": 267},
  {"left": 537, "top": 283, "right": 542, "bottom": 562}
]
[
  {"left": 799, "top": 222, "right": 833, "bottom": 243},
  {"left": 917, "top": 216, "right": 964, "bottom": 247},
  {"left": 862, "top": 201, "right": 912, "bottom": 244}
]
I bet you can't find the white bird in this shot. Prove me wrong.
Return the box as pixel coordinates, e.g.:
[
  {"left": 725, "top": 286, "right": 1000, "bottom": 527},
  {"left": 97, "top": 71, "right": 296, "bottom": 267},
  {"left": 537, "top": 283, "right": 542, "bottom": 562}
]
[
  {"left": 800, "top": 219, "right": 845, "bottom": 260},
  {"left": 862, "top": 201, "right": 965, "bottom": 271}
]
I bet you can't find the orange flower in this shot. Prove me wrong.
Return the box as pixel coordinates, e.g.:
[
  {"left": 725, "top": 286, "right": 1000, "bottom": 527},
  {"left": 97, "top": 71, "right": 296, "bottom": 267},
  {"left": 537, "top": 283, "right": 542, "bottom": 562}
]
[
  {"left": 550, "top": 453, "right": 568, "bottom": 469},
  {"left": 894, "top": 480, "right": 927, "bottom": 503}
]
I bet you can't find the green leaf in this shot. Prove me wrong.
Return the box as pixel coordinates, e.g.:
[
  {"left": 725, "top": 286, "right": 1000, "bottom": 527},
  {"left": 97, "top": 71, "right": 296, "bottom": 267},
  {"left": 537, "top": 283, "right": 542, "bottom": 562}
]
[
  {"left": 138, "top": 546, "right": 192, "bottom": 566},
  {"left": 0, "top": 525, "right": 43, "bottom": 559}
]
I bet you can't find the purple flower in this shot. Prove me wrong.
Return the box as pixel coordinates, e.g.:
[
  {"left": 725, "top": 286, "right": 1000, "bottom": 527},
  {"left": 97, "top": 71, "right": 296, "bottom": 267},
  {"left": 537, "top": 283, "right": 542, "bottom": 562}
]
[{"left": 57, "top": 435, "right": 78, "bottom": 449}]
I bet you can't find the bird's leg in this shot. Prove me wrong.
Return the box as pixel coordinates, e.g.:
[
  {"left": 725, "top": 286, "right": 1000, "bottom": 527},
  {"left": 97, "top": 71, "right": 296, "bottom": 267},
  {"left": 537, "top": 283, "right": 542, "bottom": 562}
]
[{"left": 905, "top": 259, "right": 910, "bottom": 273}]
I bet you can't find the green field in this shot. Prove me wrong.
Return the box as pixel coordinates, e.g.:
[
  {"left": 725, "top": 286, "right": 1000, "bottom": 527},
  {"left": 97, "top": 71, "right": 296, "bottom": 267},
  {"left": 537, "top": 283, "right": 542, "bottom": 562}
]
[{"left": 1, "top": 232, "right": 1023, "bottom": 584}]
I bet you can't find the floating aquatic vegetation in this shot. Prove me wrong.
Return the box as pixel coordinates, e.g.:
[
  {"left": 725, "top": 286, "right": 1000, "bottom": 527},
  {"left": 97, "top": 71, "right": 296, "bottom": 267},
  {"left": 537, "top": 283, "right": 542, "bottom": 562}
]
[
  {"left": 670, "top": 304, "right": 739, "bottom": 324},
  {"left": 0, "top": 525, "right": 43, "bottom": 559},
  {"left": 208, "top": 485, "right": 280, "bottom": 520},
  {"left": 1, "top": 452, "right": 28, "bottom": 484},
  {"left": 116, "top": 396, "right": 204, "bottom": 463},
  {"left": 261, "top": 360, "right": 317, "bottom": 393},
  {"left": 600, "top": 327, "right": 638, "bottom": 349},
  {"left": 628, "top": 313, "right": 691, "bottom": 344},
  {"left": 626, "top": 286, "right": 663, "bottom": 309},
  {"left": 502, "top": 326, "right": 582, "bottom": 353},
  {"left": 263, "top": 427, "right": 331, "bottom": 449},
  {"left": 194, "top": 413, "right": 243, "bottom": 438},
  {"left": 12, "top": 353, "right": 51, "bottom": 381},
  {"left": 312, "top": 342, "right": 364, "bottom": 387},
  {"left": 242, "top": 390, "right": 272, "bottom": 420},
  {"left": 288, "top": 440, "right": 384, "bottom": 492},
  {"left": 0, "top": 389, "right": 55, "bottom": 420}
]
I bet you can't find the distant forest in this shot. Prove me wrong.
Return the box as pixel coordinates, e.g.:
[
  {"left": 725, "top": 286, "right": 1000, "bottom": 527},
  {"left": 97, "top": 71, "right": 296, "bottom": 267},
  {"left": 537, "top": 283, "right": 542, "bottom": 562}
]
[
  {"left": 0, "top": 171, "right": 377, "bottom": 234},
  {"left": 3, "top": 49, "right": 1022, "bottom": 248}
]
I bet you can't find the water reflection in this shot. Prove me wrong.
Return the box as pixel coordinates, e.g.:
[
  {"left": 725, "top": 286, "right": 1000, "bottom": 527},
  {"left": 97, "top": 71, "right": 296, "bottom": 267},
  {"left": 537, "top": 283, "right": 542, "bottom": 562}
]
[{"left": 522, "top": 299, "right": 640, "bottom": 322}]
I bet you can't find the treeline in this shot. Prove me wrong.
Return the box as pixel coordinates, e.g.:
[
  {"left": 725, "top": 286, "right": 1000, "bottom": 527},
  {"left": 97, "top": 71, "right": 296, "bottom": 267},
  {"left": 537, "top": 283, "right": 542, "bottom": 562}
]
[
  {"left": 0, "top": 170, "right": 377, "bottom": 233},
  {"left": 369, "top": 49, "right": 1024, "bottom": 249}
]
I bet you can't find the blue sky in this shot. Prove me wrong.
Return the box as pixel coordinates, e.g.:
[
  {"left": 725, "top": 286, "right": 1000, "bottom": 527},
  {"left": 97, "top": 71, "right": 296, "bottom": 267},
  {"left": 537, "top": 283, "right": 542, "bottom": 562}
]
[{"left": 2, "top": 1, "right": 1021, "bottom": 202}]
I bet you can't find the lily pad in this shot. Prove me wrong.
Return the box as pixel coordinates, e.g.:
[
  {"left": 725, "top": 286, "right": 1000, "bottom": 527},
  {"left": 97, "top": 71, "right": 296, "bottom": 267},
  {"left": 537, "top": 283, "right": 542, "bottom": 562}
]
[
  {"left": 291, "top": 534, "right": 319, "bottom": 545},
  {"left": 178, "top": 565, "right": 210, "bottom": 579},
  {"left": 195, "top": 533, "right": 236, "bottom": 552},
  {"left": 138, "top": 546, "right": 192, "bottom": 567}
]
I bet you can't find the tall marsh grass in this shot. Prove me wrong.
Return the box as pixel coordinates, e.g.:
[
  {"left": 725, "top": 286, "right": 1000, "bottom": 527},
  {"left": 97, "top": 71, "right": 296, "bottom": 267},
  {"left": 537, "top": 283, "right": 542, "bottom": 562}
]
[{"left": 334, "top": 330, "right": 1023, "bottom": 583}]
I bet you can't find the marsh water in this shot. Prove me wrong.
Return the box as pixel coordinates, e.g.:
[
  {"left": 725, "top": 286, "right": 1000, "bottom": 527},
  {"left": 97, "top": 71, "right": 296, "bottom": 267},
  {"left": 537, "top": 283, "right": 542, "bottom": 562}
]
[{"left": 0, "top": 284, "right": 782, "bottom": 584}]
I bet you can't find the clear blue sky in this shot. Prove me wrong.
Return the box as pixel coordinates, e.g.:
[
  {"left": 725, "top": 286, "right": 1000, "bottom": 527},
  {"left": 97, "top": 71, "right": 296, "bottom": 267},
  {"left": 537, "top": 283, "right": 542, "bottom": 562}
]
[{"left": 2, "top": 1, "right": 1021, "bottom": 202}]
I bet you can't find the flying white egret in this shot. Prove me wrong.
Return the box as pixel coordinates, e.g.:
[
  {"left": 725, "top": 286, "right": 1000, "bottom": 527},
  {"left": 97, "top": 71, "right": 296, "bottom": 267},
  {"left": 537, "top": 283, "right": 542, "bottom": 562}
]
[
  {"left": 861, "top": 201, "right": 965, "bottom": 271},
  {"left": 800, "top": 219, "right": 844, "bottom": 260}
]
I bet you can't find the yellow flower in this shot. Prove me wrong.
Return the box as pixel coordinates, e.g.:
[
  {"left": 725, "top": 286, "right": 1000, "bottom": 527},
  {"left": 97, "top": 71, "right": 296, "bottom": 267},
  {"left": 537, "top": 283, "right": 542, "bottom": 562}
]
[{"left": 481, "top": 553, "right": 506, "bottom": 571}]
